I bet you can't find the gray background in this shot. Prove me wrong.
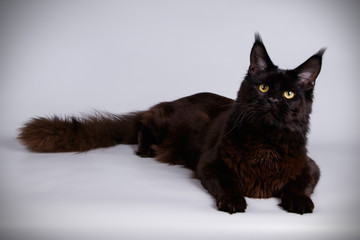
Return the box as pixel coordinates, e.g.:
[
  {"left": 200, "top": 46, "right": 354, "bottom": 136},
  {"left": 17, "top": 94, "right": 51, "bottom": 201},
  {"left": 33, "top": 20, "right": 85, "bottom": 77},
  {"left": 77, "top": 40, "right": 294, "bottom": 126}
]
[{"left": 0, "top": 1, "right": 359, "bottom": 239}]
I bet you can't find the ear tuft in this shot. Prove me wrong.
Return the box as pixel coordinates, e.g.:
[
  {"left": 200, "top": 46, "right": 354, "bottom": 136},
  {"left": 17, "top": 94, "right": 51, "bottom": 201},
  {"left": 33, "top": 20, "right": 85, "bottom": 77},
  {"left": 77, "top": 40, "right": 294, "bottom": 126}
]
[
  {"left": 295, "top": 48, "right": 326, "bottom": 90},
  {"left": 316, "top": 48, "right": 327, "bottom": 58},
  {"left": 254, "top": 32, "right": 263, "bottom": 43},
  {"left": 249, "top": 33, "right": 275, "bottom": 75}
]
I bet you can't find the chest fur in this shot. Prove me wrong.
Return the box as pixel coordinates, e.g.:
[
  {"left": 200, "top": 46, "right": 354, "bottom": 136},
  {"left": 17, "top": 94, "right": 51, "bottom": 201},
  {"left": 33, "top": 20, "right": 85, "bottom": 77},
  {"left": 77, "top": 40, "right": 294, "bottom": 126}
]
[{"left": 220, "top": 140, "right": 305, "bottom": 198}]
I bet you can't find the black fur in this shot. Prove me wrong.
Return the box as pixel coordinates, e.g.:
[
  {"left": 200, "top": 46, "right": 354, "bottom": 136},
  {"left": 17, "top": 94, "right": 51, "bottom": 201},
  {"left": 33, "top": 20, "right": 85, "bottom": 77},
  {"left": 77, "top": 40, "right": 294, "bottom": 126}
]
[{"left": 19, "top": 34, "right": 324, "bottom": 214}]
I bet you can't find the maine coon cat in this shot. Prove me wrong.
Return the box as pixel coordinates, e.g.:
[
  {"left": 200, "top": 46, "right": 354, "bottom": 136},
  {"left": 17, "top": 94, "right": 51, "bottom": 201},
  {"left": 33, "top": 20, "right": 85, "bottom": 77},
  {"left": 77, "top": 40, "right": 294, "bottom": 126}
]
[{"left": 18, "top": 34, "right": 324, "bottom": 214}]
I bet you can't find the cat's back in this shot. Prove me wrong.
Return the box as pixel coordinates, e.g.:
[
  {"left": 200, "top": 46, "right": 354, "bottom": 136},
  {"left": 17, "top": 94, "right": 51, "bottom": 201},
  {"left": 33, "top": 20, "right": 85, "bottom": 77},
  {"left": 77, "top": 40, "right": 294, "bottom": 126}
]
[
  {"left": 172, "top": 92, "right": 234, "bottom": 120},
  {"left": 174, "top": 92, "right": 233, "bottom": 109},
  {"left": 146, "top": 92, "right": 234, "bottom": 123},
  {"left": 141, "top": 92, "right": 234, "bottom": 137}
]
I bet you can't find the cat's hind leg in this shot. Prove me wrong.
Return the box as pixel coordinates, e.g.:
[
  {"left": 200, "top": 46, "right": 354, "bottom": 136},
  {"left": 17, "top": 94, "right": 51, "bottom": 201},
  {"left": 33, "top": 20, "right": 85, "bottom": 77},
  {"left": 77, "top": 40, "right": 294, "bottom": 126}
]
[
  {"left": 136, "top": 124, "right": 157, "bottom": 158},
  {"left": 135, "top": 107, "right": 168, "bottom": 158}
]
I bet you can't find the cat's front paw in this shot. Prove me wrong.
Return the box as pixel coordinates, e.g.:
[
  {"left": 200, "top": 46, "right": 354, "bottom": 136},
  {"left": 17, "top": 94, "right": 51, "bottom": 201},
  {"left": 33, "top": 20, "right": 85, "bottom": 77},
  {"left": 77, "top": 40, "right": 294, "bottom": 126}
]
[
  {"left": 280, "top": 194, "right": 314, "bottom": 214},
  {"left": 216, "top": 195, "right": 247, "bottom": 214}
]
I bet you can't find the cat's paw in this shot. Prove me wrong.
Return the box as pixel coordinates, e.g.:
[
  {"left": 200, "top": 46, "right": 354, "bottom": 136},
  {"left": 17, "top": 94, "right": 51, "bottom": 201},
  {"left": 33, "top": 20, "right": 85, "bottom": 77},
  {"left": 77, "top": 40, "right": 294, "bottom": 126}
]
[
  {"left": 136, "top": 146, "right": 155, "bottom": 158},
  {"left": 216, "top": 195, "right": 247, "bottom": 214},
  {"left": 280, "top": 194, "right": 314, "bottom": 214}
]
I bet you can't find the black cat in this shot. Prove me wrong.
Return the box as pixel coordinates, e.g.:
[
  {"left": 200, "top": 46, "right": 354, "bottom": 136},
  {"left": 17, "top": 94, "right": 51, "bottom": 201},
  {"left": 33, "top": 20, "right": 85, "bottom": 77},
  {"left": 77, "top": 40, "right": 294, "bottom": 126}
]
[{"left": 18, "top": 34, "right": 324, "bottom": 214}]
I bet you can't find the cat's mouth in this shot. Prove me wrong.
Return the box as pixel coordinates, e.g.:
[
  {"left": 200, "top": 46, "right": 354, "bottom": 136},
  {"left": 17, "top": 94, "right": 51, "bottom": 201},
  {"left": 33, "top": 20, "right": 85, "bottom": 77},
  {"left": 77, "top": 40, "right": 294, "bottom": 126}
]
[{"left": 261, "top": 110, "right": 282, "bottom": 125}]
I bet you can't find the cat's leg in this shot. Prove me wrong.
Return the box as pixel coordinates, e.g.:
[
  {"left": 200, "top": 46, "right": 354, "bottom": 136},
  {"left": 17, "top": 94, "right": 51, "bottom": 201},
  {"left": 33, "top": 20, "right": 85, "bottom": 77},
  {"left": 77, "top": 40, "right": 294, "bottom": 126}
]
[
  {"left": 136, "top": 124, "right": 157, "bottom": 158},
  {"left": 197, "top": 157, "right": 247, "bottom": 214},
  {"left": 279, "top": 157, "right": 320, "bottom": 214},
  {"left": 135, "top": 105, "right": 171, "bottom": 158}
]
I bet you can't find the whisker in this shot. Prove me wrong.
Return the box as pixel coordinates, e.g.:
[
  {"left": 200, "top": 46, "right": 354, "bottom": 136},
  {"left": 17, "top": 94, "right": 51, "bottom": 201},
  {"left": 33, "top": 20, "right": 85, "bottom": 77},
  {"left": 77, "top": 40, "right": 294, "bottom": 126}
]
[{"left": 223, "top": 107, "right": 256, "bottom": 137}]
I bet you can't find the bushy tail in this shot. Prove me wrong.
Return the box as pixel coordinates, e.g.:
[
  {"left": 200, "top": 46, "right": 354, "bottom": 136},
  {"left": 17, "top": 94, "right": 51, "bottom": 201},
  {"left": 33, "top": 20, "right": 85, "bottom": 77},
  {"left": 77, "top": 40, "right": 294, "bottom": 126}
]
[{"left": 18, "top": 112, "right": 142, "bottom": 152}]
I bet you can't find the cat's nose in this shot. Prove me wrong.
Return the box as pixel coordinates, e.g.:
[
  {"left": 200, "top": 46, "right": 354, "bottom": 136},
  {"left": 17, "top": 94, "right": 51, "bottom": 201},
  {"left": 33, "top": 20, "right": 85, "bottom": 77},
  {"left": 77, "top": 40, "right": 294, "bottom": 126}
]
[{"left": 267, "top": 98, "right": 279, "bottom": 105}]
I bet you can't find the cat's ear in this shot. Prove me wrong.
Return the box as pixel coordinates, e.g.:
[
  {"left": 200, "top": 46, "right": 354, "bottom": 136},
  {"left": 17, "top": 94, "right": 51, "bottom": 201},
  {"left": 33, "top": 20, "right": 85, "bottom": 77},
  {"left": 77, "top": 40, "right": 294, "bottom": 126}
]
[
  {"left": 294, "top": 49, "right": 326, "bottom": 90},
  {"left": 248, "top": 34, "right": 275, "bottom": 75}
]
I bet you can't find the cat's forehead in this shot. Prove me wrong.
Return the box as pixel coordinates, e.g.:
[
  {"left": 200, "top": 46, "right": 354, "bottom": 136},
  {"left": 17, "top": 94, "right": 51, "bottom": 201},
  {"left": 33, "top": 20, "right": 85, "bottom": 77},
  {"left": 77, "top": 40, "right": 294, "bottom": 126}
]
[{"left": 259, "top": 70, "right": 297, "bottom": 87}]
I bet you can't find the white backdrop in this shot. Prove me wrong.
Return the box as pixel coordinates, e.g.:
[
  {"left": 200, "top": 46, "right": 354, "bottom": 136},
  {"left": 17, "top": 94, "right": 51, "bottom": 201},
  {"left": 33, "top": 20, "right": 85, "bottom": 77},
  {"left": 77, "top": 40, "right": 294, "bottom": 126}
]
[{"left": 0, "top": 1, "right": 359, "bottom": 239}]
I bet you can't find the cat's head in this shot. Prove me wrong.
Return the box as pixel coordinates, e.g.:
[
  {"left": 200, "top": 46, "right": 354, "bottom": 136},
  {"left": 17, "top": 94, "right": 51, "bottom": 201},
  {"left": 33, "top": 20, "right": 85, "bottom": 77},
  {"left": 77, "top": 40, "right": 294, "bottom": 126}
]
[{"left": 237, "top": 34, "right": 325, "bottom": 131}]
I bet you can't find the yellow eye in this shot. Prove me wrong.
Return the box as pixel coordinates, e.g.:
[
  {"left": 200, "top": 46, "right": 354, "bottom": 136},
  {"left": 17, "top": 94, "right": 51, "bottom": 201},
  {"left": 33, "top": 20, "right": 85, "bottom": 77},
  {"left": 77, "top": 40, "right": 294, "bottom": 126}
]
[
  {"left": 259, "top": 84, "right": 269, "bottom": 93},
  {"left": 284, "top": 91, "right": 295, "bottom": 99}
]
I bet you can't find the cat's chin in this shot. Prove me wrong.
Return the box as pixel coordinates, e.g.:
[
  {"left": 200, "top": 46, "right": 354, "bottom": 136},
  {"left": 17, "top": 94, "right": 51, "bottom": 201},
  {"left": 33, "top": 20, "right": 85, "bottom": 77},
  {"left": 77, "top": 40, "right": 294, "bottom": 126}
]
[{"left": 260, "top": 112, "right": 282, "bottom": 127}]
